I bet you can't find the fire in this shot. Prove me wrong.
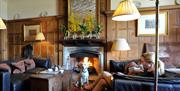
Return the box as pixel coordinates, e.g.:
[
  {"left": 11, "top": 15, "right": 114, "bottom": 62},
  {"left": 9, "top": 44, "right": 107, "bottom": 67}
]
[{"left": 83, "top": 57, "right": 93, "bottom": 66}]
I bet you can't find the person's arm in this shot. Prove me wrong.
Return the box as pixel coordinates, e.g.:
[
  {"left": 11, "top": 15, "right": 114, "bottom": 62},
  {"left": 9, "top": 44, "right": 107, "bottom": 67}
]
[
  {"left": 147, "top": 63, "right": 154, "bottom": 72},
  {"left": 158, "top": 60, "right": 165, "bottom": 76}
]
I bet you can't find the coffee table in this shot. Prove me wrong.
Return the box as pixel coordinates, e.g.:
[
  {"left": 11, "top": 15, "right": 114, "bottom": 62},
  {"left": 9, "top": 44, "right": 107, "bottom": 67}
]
[{"left": 30, "top": 70, "right": 72, "bottom": 91}]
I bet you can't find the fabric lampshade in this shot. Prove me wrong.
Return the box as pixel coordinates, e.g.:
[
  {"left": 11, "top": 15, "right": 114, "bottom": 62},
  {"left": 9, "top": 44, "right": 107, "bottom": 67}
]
[
  {"left": 112, "top": 0, "right": 141, "bottom": 21},
  {"left": 35, "top": 32, "right": 45, "bottom": 40},
  {"left": 112, "top": 38, "right": 130, "bottom": 51},
  {"left": 0, "top": 18, "right": 6, "bottom": 29}
]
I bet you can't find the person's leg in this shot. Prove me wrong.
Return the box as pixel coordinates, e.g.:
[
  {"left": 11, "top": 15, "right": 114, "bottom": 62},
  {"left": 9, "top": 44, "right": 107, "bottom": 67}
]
[
  {"left": 92, "top": 79, "right": 108, "bottom": 91},
  {"left": 84, "top": 71, "right": 113, "bottom": 90},
  {"left": 102, "top": 71, "right": 113, "bottom": 87},
  {"left": 83, "top": 74, "right": 103, "bottom": 90}
]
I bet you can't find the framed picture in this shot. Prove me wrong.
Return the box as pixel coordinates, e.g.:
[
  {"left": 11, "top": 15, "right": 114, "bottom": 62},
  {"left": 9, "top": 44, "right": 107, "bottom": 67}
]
[
  {"left": 68, "top": 0, "right": 99, "bottom": 23},
  {"left": 23, "top": 24, "right": 40, "bottom": 41},
  {"left": 137, "top": 11, "right": 168, "bottom": 36}
]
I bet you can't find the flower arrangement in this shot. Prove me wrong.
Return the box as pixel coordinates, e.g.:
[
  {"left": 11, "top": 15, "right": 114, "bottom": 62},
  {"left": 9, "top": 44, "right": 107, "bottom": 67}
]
[
  {"left": 79, "top": 23, "right": 89, "bottom": 35},
  {"left": 60, "top": 12, "right": 103, "bottom": 39}
]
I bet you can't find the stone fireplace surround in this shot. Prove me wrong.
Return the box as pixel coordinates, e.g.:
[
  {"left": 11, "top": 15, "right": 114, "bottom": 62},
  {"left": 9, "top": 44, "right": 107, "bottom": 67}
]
[{"left": 63, "top": 46, "right": 104, "bottom": 74}]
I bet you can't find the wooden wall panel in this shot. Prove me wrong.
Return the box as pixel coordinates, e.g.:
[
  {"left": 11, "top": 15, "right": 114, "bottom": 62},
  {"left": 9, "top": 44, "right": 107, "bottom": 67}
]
[
  {"left": 105, "top": 6, "right": 180, "bottom": 69},
  {"left": 7, "top": 16, "right": 65, "bottom": 64},
  {"left": 0, "top": 30, "right": 8, "bottom": 60}
]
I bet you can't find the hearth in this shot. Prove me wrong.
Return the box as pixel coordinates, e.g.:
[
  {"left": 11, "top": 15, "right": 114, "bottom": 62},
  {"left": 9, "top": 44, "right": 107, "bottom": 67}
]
[{"left": 63, "top": 46, "right": 104, "bottom": 74}]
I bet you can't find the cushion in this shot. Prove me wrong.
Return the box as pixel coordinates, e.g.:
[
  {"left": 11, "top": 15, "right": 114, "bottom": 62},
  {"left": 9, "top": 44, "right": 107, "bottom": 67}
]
[
  {"left": 11, "top": 61, "right": 25, "bottom": 74},
  {"left": 0, "top": 63, "right": 11, "bottom": 73},
  {"left": 24, "top": 59, "right": 35, "bottom": 70},
  {"left": 33, "top": 58, "right": 51, "bottom": 68},
  {"left": 110, "top": 60, "right": 127, "bottom": 73},
  {"left": 110, "top": 60, "right": 139, "bottom": 73}
]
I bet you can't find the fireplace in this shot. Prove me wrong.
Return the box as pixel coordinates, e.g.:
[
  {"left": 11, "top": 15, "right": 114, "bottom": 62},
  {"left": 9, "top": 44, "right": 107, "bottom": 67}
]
[{"left": 63, "top": 46, "right": 104, "bottom": 74}]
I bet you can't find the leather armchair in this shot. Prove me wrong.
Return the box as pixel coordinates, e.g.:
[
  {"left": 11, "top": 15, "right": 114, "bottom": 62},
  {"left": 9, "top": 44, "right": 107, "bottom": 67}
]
[
  {"left": 0, "top": 71, "right": 10, "bottom": 91},
  {"left": 0, "top": 58, "right": 51, "bottom": 91}
]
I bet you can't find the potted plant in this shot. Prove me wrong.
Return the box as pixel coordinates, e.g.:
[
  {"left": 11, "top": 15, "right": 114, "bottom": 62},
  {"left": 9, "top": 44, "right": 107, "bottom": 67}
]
[
  {"left": 79, "top": 23, "right": 89, "bottom": 39},
  {"left": 60, "top": 25, "right": 68, "bottom": 39},
  {"left": 92, "top": 24, "right": 102, "bottom": 39}
]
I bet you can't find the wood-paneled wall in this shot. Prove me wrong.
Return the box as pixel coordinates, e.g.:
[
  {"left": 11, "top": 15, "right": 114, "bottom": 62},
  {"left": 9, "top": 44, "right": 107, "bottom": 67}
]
[
  {"left": 0, "top": 29, "right": 8, "bottom": 60},
  {"left": 4, "top": 0, "right": 67, "bottom": 64},
  {"left": 105, "top": 6, "right": 180, "bottom": 68},
  {"left": 7, "top": 16, "right": 65, "bottom": 64}
]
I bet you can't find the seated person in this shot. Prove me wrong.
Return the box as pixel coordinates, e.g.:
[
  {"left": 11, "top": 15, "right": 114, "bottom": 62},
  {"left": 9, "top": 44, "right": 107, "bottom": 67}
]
[
  {"left": 125, "top": 52, "right": 165, "bottom": 76},
  {"left": 84, "top": 52, "right": 165, "bottom": 91}
]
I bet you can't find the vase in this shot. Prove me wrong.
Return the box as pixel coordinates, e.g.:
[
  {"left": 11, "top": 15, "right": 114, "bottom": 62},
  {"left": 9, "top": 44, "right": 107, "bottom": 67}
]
[
  {"left": 91, "top": 33, "right": 100, "bottom": 39},
  {"left": 72, "top": 33, "right": 77, "bottom": 39},
  {"left": 96, "top": 33, "right": 100, "bottom": 39},
  {"left": 80, "top": 34, "right": 84, "bottom": 39},
  {"left": 64, "top": 36, "right": 68, "bottom": 40},
  {"left": 89, "top": 32, "right": 93, "bottom": 39}
]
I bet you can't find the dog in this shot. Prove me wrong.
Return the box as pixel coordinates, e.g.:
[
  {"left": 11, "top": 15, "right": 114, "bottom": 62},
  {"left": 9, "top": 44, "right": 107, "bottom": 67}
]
[{"left": 75, "top": 60, "right": 89, "bottom": 87}]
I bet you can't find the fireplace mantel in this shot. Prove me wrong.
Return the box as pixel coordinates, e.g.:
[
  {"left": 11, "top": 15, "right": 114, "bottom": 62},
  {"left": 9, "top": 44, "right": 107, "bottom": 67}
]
[{"left": 59, "top": 39, "right": 105, "bottom": 46}]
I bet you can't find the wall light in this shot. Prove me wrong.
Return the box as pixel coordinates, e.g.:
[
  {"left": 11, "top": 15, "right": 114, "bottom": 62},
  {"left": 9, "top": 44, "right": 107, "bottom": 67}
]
[{"left": 0, "top": 18, "right": 6, "bottom": 29}]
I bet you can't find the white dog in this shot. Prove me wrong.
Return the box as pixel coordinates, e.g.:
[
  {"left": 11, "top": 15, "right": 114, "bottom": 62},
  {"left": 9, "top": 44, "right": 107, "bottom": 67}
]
[{"left": 76, "top": 57, "right": 89, "bottom": 87}]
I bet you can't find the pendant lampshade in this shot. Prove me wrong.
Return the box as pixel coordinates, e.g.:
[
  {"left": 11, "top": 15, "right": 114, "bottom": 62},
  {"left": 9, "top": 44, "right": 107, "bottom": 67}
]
[
  {"left": 35, "top": 32, "right": 45, "bottom": 40},
  {"left": 112, "top": 0, "right": 141, "bottom": 21},
  {"left": 0, "top": 18, "right": 6, "bottom": 29}
]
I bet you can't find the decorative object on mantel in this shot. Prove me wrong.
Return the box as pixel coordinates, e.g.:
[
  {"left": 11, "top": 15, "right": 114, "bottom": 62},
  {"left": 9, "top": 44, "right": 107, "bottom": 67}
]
[
  {"left": 61, "top": 25, "right": 68, "bottom": 39},
  {"left": 0, "top": 18, "right": 6, "bottom": 29},
  {"left": 13, "top": 13, "right": 20, "bottom": 20},
  {"left": 61, "top": 16, "right": 102, "bottom": 40},
  {"left": 92, "top": 24, "right": 102, "bottom": 39},
  {"left": 79, "top": 23, "right": 89, "bottom": 39},
  {"left": 39, "top": 11, "right": 48, "bottom": 17}
]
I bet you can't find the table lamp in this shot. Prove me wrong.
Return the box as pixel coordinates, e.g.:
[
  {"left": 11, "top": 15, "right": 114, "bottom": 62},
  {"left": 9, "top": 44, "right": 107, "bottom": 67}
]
[
  {"left": 111, "top": 38, "right": 130, "bottom": 60},
  {"left": 35, "top": 32, "right": 45, "bottom": 57},
  {"left": 35, "top": 32, "right": 45, "bottom": 40},
  {"left": 112, "top": 38, "right": 130, "bottom": 51}
]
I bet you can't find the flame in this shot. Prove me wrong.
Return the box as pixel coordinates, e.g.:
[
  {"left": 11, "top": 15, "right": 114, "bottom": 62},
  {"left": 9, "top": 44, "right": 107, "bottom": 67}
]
[{"left": 83, "top": 57, "right": 93, "bottom": 66}]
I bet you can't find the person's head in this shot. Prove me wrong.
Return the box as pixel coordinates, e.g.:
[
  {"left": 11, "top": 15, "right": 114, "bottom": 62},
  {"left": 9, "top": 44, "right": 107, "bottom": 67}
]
[
  {"left": 142, "top": 52, "right": 155, "bottom": 64},
  {"left": 141, "top": 52, "right": 155, "bottom": 69}
]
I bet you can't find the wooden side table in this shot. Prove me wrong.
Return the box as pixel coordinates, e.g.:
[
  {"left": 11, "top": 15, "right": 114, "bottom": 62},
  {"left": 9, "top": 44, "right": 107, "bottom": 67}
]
[
  {"left": 30, "top": 70, "right": 73, "bottom": 91},
  {"left": 30, "top": 74, "right": 62, "bottom": 91}
]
